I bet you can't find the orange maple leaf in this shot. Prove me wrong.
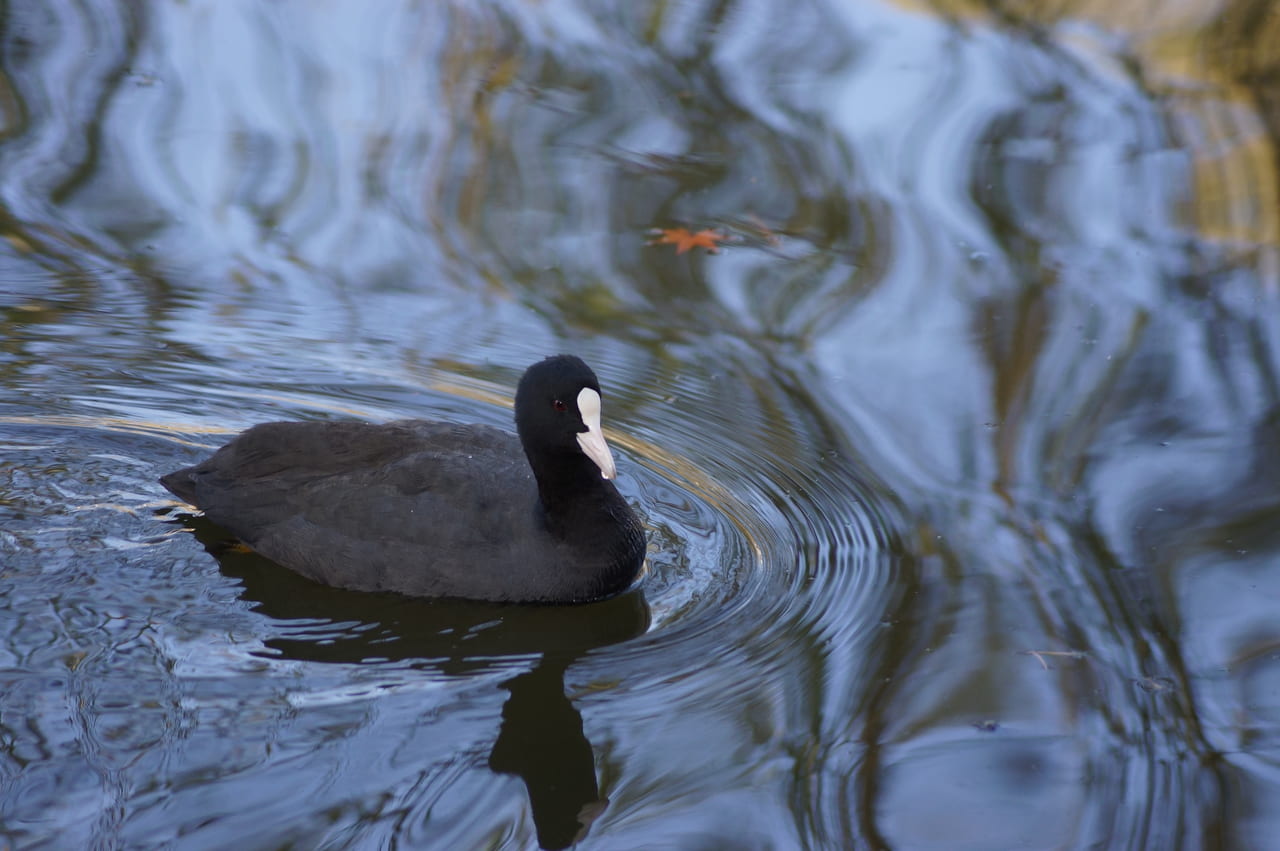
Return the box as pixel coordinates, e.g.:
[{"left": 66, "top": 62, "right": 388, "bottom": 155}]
[{"left": 648, "top": 227, "right": 726, "bottom": 255}]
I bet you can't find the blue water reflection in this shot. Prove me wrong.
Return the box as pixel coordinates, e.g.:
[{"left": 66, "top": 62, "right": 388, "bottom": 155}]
[{"left": 2, "top": 0, "right": 1279, "bottom": 848}]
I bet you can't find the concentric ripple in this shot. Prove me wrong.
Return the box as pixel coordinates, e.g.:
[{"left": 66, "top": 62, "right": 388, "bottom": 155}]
[
  {"left": 138, "top": 351, "right": 909, "bottom": 687},
  {"left": 546, "top": 349, "right": 915, "bottom": 728}
]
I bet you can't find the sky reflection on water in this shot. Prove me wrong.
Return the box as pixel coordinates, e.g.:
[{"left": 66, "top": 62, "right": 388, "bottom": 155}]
[{"left": 2, "top": 1, "right": 1280, "bottom": 848}]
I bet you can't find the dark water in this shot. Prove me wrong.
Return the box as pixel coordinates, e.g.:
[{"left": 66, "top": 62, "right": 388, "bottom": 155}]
[{"left": 3, "top": 1, "right": 1280, "bottom": 848}]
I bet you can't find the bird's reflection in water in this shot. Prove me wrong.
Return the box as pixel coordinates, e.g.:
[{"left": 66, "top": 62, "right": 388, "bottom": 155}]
[
  {"left": 181, "top": 514, "right": 649, "bottom": 849},
  {"left": 489, "top": 656, "right": 609, "bottom": 848}
]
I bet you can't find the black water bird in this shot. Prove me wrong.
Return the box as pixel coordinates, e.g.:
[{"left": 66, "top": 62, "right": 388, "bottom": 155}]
[{"left": 161, "top": 355, "right": 646, "bottom": 603}]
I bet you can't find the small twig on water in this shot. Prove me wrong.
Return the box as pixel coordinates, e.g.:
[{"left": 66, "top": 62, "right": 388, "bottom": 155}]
[{"left": 1019, "top": 649, "right": 1088, "bottom": 670}]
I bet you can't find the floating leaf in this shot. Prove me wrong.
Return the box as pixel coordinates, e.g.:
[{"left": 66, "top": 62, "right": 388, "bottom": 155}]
[{"left": 647, "top": 227, "right": 727, "bottom": 255}]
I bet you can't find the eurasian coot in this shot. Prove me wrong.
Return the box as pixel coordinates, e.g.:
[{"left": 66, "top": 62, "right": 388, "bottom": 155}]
[{"left": 161, "top": 355, "right": 646, "bottom": 603}]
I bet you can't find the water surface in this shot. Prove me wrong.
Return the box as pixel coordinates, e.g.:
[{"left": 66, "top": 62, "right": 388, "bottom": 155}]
[{"left": 3, "top": 1, "right": 1280, "bottom": 848}]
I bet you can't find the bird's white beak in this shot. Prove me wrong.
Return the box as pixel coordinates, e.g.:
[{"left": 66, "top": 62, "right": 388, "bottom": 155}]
[{"left": 575, "top": 387, "right": 617, "bottom": 480}]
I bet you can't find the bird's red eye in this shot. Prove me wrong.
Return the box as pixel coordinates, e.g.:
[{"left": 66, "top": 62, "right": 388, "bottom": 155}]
[{"left": 552, "top": 399, "right": 567, "bottom": 412}]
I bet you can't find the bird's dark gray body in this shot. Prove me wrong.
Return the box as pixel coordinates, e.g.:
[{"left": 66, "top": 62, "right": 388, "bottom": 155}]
[{"left": 162, "top": 357, "right": 647, "bottom": 603}]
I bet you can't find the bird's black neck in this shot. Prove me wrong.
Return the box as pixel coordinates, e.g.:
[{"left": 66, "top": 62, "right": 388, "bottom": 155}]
[{"left": 526, "top": 452, "right": 618, "bottom": 539}]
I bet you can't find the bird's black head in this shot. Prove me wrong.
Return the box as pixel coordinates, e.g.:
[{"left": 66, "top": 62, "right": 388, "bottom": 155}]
[{"left": 514, "top": 355, "right": 616, "bottom": 480}]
